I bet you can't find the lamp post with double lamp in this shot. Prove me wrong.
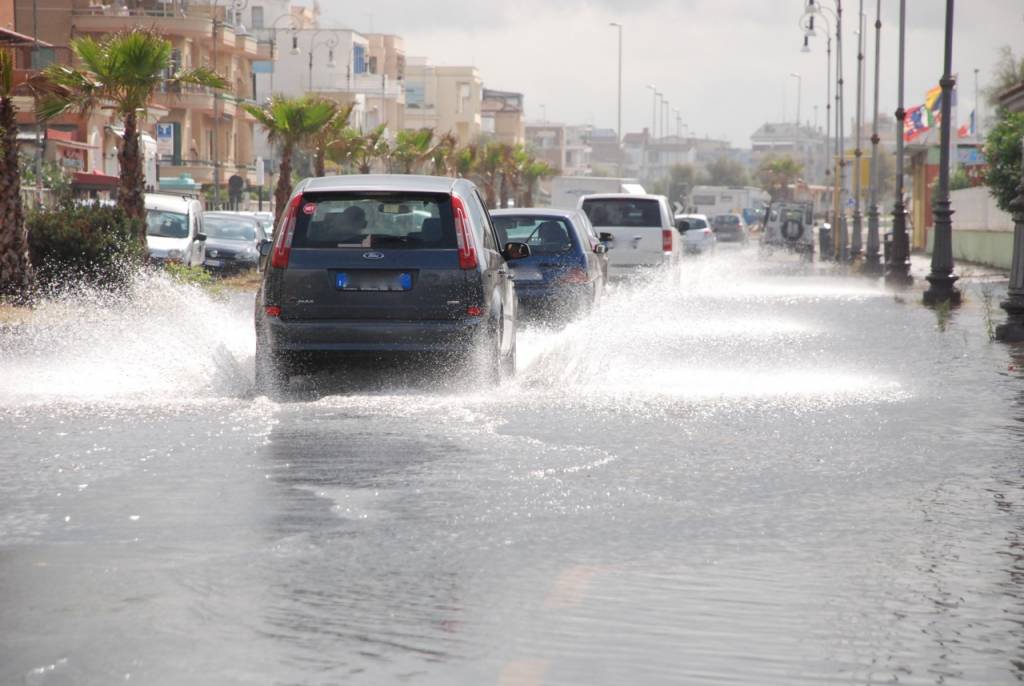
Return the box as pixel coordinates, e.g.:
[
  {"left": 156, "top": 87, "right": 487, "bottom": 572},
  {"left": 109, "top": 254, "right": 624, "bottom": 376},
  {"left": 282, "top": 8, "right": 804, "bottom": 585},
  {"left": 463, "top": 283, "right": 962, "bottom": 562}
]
[
  {"left": 789, "top": 73, "right": 802, "bottom": 125},
  {"left": 267, "top": 14, "right": 301, "bottom": 97},
  {"left": 801, "top": 16, "right": 833, "bottom": 256},
  {"left": 863, "top": 0, "right": 883, "bottom": 273},
  {"left": 212, "top": 0, "right": 249, "bottom": 211},
  {"left": 609, "top": 22, "right": 623, "bottom": 173},
  {"left": 922, "top": 0, "right": 961, "bottom": 306},
  {"left": 885, "top": 0, "right": 912, "bottom": 285},
  {"left": 803, "top": 0, "right": 846, "bottom": 261},
  {"left": 308, "top": 31, "right": 340, "bottom": 93}
]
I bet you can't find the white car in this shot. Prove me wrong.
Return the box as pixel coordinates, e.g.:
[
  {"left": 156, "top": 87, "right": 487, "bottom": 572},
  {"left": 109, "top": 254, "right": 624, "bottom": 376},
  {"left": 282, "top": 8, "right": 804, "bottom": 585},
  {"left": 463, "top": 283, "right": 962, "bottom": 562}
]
[
  {"left": 674, "top": 213, "right": 717, "bottom": 254},
  {"left": 145, "top": 194, "right": 207, "bottom": 267},
  {"left": 578, "top": 193, "right": 681, "bottom": 279}
]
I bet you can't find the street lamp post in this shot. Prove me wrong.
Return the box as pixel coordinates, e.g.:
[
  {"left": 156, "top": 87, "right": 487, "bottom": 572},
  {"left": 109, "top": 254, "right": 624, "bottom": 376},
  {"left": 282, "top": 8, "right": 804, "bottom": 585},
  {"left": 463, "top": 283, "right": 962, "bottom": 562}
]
[
  {"left": 646, "top": 84, "right": 657, "bottom": 139},
  {"left": 864, "top": 0, "right": 883, "bottom": 273},
  {"left": 267, "top": 14, "right": 301, "bottom": 97},
  {"left": 850, "top": 1, "right": 865, "bottom": 259},
  {"left": 609, "top": 22, "right": 623, "bottom": 173},
  {"left": 995, "top": 138, "right": 1024, "bottom": 341},
  {"left": 308, "top": 30, "right": 340, "bottom": 92},
  {"left": 789, "top": 72, "right": 802, "bottom": 125},
  {"left": 886, "top": 0, "right": 912, "bottom": 285},
  {"left": 922, "top": 0, "right": 961, "bottom": 306}
]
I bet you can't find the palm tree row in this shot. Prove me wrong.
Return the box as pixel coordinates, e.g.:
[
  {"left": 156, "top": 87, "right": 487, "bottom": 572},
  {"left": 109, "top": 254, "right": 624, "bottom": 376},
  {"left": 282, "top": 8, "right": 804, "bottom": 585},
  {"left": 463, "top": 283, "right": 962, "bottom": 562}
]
[{"left": 244, "top": 94, "right": 558, "bottom": 225}]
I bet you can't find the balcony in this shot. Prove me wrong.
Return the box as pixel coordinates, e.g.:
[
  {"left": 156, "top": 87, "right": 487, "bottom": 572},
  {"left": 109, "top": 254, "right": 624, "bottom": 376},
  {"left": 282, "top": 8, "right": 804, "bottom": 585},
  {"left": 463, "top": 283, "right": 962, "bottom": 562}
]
[
  {"left": 153, "top": 86, "right": 215, "bottom": 114},
  {"left": 158, "top": 159, "right": 214, "bottom": 185},
  {"left": 72, "top": 9, "right": 216, "bottom": 40}
]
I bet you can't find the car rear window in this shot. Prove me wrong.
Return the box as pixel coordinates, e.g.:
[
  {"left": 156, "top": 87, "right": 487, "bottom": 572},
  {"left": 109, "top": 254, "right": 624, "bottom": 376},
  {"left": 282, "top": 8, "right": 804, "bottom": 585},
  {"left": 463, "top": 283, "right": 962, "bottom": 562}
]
[
  {"left": 676, "top": 217, "right": 708, "bottom": 230},
  {"left": 204, "top": 215, "right": 259, "bottom": 241},
  {"left": 713, "top": 215, "right": 740, "bottom": 226},
  {"left": 292, "top": 192, "right": 456, "bottom": 249},
  {"left": 581, "top": 198, "right": 661, "bottom": 227},
  {"left": 491, "top": 215, "right": 578, "bottom": 255}
]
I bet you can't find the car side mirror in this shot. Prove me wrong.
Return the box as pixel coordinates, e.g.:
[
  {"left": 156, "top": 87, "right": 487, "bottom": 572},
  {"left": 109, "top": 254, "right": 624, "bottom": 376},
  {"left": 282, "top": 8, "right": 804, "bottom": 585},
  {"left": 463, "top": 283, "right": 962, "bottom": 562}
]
[
  {"left": 258, "top": 239, "right": 273, "bottom": 257},
  {"left": 594, "top": 243, "right": 607, "bottom": 255},
  {"left": 503, "top": 242, "right": 531, "bottom": 260},
  {"left": 196, "top": 232, "right": 208, "bottom": 242}
]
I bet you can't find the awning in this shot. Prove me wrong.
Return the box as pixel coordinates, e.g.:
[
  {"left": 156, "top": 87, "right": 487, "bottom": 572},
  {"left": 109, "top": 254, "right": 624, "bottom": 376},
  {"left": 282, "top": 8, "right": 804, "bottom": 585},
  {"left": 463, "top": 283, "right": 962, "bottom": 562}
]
[
  {"left": 0, "top": 27, "right": 53, "bottom": 47},
  {"left": 53, "top": 139, "right": 98, "bottom": 151},
  {"left": 72, "top": 171, "right": 120, "bottom": 188}
]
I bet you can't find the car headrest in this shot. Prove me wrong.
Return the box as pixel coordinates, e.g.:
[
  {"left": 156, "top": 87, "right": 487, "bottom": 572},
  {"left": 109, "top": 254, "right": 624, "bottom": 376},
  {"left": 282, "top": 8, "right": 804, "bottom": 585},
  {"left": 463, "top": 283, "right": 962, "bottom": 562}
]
[
  {"left": 537, "top": 221, "right": 569, "bottom": 244},
  {"left": 420, "top": 217, "right": 442, "bottom": 243}
]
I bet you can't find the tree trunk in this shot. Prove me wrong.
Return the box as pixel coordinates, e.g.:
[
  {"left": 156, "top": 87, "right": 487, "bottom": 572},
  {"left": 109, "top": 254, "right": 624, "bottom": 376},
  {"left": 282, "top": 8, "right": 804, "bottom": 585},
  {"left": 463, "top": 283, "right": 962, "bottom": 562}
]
[
  {"left": 274, "top": 142, "right": 294, "bottom": 229},
  {"left": 0, "top": 94, "right": 31, "bottom": 300},
  {"left": 523, "top": 181, "right": 534, "bottom": 208},
  {"left": 314, "top": 145, "right": 326, "bottom": 177},
  {"left": 118, "top": 111, "right": 147, "bottom": 248},
  {"left": 483, "top": 180, "right": 497, "bottom": 209},
  {"left": 499, "top": 174, "right": 510, "bottom": 208}
]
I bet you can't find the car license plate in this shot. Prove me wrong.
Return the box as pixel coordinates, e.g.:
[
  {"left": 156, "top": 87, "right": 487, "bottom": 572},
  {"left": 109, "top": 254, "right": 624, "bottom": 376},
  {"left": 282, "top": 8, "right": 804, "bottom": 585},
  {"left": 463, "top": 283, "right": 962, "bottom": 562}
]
[
  {"left": 206, "top": 259, "right": 222, "bottom": 267},
  {"left": 336, "top": 271, "right": 413, "bottom": 291}
]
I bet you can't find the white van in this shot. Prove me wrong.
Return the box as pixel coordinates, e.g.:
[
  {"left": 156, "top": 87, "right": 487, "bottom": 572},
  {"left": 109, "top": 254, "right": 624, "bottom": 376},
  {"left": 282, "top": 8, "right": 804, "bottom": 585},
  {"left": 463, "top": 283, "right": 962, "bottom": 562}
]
[
  {"left": 578, "top": 193, "right": 681, "bottom": 279},
  {"left": 144, "top": 194, "right": 207, "bottom": 267}
]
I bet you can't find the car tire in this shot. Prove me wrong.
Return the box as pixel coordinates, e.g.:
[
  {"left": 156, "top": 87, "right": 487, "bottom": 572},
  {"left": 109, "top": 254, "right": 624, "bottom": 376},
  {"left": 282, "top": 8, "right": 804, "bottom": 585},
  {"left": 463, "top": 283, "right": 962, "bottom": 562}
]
[
  {"left": 501, "top": 336, "right": 517, "bottom": 380},
  {"left": 255, "top": 339, "right": 288, "bottom": 395}
]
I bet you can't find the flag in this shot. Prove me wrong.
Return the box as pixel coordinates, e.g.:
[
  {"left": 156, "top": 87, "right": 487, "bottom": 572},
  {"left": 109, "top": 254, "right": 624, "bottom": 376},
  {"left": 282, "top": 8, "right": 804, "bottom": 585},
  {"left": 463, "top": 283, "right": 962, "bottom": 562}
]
[
  {"left": 957, "top": 110, "right": 976, "bottom": 139},
  {"left": 904, "top": 105, "right": 933, "bottom": 142},
  {"left": 925, "top": 85, "right": 942, "bottom": 113}
]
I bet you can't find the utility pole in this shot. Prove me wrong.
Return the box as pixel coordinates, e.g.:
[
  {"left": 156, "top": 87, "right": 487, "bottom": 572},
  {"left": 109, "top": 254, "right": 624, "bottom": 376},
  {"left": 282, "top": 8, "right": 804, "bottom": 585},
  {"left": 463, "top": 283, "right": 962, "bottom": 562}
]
[
  {"left": 922, "top": 0, "right": 961, "bottom": 305},
  {"left": 790, "top": 72, "right": 802, "bottom": 125},
  {"left": 886, "top": 0, "right": 912, "bottom": 285},
  {"left": 864, "top": 0, "right": 883, "bottom": 273}
]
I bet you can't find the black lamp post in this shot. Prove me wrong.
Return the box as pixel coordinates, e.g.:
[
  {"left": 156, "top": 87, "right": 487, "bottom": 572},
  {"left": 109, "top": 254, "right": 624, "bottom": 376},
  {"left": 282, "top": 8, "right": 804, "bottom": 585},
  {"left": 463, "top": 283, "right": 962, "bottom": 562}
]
[
  {"left": 996, "top": 138, "right": 1024, "bottom": 342},
  {"left": 922, "top": 0, "right": 961, "bottom": 306},
  {"left": 885, "top": 0, "right": 912, "bottom": 285},
  {"left": 863, "top": 0, "right": 883, "bottom": 274}
]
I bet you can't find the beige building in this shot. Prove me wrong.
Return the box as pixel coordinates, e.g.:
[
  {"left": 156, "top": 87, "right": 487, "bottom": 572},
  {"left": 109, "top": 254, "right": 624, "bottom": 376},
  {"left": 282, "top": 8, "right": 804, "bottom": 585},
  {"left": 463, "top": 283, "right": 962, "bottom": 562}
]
[
  {"left": 15, "top": 0, "right": 264, "bottom": 192},
  {"left": 481, "top": 89, "right": 524, "bottom": 145},
  {"left": 404, "top": 57, "right": 481, "bottom": 145}
]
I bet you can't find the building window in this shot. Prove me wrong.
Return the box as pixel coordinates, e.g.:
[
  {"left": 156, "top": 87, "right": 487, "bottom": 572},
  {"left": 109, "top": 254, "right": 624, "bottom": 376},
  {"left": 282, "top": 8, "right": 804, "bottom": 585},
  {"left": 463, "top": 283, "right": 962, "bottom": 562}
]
[
  {"left": 353, "top": 45, "right": 367, "bottom": 74},
  {"left": 251, "top": 6, "right": 264, "bottom": 29},
  {"left": 368, "top": 56, "right": 378, "bottom": 74}
]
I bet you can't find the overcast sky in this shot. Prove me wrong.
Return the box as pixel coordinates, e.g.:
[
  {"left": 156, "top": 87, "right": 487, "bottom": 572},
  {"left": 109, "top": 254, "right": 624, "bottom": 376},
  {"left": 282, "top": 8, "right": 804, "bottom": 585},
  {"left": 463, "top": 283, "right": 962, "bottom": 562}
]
[{"left": 321, "top": 1, "right": 1024, "bottom": 148}]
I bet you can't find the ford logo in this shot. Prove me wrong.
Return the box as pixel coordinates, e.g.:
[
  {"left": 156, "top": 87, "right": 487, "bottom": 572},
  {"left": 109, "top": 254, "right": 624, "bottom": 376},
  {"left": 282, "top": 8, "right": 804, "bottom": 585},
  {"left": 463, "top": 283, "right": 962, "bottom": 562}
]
[{"left": 362, "top": 251, "right": 385, "bottom": 260}]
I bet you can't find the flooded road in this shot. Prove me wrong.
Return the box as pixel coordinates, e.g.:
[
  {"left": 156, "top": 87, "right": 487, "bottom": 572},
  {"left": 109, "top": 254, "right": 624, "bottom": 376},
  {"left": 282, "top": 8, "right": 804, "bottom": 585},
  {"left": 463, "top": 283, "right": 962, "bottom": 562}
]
[{"left": 2, "top": 249, "right": 1024, "bottom": 685}]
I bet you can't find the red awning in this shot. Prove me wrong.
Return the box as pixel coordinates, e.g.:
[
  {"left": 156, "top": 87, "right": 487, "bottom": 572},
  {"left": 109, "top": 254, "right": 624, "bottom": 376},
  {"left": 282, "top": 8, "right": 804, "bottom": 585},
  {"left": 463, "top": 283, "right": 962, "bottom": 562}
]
[
  {"left": 0, "top": 27, "right": 53, "bottom": 47},
  {"left": 72, "top": 171, "right": 120, "bottom": 188}
]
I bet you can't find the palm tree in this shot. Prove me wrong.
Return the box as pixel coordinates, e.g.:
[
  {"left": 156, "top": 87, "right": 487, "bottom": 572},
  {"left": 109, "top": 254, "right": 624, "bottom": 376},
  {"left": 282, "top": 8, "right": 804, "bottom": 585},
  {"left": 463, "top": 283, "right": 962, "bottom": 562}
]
[
  {"left": 351, "top": 124, "right": 389, "bottom": 174},
  {"left": 454, "top": 143, "right": 479, "bottom": 180},
  {"left": 389, "top": 128, "right": 435, "bottom": 174},
  {"left": 474, "top": 143, "right": 504, "bottom": 209},
  {"left": 757, "top": 155, "right": 803, "bottom": 202},
  {"left": 0, "top": 49, "right": 32, "bottom": 299},
  {"left": 520, "top": 159, "right": 556, "bottom": 207},
  {"left": 244, "top": 95, "right": 338, "bottom": 225},
  {"left": 499, "top": 144, "right": 528, "bottom": 208},
  {"left": 308, "top": 100, "right": 354, "bottom": 177},
  {"left": 325, "top": 127, "right": 363, "bottom": 174},
  {"left": 37, "top": 28, "right": 225, "bottom": 235},
  {"left": 430, "top": 132, "right": 458, "bottom": 176}
]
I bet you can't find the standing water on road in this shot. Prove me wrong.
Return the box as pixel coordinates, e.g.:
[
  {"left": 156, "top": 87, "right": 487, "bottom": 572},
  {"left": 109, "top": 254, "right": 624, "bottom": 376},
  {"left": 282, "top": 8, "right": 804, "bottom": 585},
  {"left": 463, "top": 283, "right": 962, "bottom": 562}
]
[{"left": 2, "top": 251, "right": 1023, "bottom": 685}]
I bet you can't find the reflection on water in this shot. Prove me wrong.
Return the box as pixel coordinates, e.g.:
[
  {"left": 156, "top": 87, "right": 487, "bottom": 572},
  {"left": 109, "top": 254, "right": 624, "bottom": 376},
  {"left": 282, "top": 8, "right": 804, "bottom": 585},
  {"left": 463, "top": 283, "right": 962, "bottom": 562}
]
[{"left": 1, "top": 250, "right": 1024, "bottom": 684}]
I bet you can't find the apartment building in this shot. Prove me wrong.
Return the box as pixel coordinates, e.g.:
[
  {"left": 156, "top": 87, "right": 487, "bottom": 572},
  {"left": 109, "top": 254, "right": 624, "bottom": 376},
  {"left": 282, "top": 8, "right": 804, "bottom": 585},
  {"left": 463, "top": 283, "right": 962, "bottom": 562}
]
[
  {"left": 525, "top": 122, "right": 590, "bottom": 176},
  {"left": 481, "top": 89, "right": 524, "bottom": 145},
  {"left": 404, "top": 58, "right": 481, "bottom": 146},
  {"left": 750, "top": 121, "right": 828, "bottom": 184},
  {"left": 14, "top": 0, "right": 263, "bottom": 193}
]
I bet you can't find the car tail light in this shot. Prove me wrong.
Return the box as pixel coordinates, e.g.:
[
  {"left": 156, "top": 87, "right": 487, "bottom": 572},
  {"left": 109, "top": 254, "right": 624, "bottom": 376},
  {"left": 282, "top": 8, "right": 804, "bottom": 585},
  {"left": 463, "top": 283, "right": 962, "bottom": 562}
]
[
  {"left": 466, "top": 305, "right": 483, "bottom": 316},
  {"left": 271, "top": 194, "right": 303, "bottom": 269},
  {"left": 265, "top": 305, "right": 281, "bottom": 317},
  {"left": 559, "top": 267, "right": 589, "bottom": 284},
  {"left": 703, "top": 228, "right": 713, "bottom": 236},
  {"left": 662, "top": 228, "right": 673, "bottom": 253},
  {"left": 450, "top": 195, "right": 478, "bottom": 270}
]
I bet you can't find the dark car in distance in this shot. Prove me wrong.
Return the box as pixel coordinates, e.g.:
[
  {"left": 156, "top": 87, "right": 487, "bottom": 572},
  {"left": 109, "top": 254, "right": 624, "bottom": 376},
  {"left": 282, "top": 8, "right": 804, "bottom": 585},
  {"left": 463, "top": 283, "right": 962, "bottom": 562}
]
[
  {"left": 255, "top": 175, "right": 531, "bottom": 392},
  {"left": 202, "top": 212, "right": 270, "bottom": 273},
  {"left": 710, "top": 213, "right": 750, "bottom": 243},
  {"left": 490, "top": 208, "right": 607, "bottom": 320}
]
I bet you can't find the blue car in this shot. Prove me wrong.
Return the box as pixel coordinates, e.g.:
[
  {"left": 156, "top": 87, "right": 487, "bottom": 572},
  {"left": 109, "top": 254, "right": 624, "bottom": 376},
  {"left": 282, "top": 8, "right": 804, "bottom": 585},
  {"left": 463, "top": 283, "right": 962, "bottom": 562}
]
[{"left": 490, "top": 208, "right": 608, "bottom": 320}]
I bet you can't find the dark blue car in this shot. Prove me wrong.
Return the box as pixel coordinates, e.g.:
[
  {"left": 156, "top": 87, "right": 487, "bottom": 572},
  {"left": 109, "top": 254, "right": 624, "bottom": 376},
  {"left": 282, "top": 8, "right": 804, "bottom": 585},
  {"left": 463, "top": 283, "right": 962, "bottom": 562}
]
[{"left": 490, "top": 208, "right": 608, "bottom": 320}]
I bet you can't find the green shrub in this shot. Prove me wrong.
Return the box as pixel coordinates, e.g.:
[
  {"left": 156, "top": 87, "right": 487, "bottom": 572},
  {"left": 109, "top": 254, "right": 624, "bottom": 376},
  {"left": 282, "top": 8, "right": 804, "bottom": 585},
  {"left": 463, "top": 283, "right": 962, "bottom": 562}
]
[
  {"left": 163, "top": 262, "right": 213, "bottom": 287},
  {"left": 26, "top": 201, "right": 145, "bottom": 291},
  {"left": 983, "top": 111, "right": 1024, "bottom": 213}
]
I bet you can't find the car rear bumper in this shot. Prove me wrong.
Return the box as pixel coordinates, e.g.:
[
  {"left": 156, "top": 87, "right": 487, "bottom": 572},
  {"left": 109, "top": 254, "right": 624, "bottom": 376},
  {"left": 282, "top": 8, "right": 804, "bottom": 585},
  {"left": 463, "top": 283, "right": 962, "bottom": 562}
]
[
  {"left": 606, "top": 261, "right": 668, "bottom": 279},
  {"left": 263, "top": 316, "right": 487, "bottom": 353},
  {"left": 515, "top": 283, "right": 592, "bottom": 315}
]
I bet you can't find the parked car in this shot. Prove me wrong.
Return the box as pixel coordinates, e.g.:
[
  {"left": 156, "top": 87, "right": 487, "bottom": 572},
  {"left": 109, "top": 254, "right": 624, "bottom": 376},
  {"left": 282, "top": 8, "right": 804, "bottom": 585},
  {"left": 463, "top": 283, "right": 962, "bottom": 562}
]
[
  {"left": 710, "top": 213, "right": 749, "bottom": 243},
  {"left": 490, "top": 208, "right": 607, "bottom": 319},
  {"left": 674, "top": 214, "right": 717, "bottom": 255},
  {"left": 202, "top": 212, "right": 270, "bottom": 273},
  {"left": 145, "top": 194, "right": 207, "bottom": 267},
  {"left": 578, "top": 193, "right": 681, "bottom": 279},
  {"left": 760, "top": 202, "right": 815, "bottom": 260},
  {"left": 254, "top": 175, "right": 531, "bottom": 392}
]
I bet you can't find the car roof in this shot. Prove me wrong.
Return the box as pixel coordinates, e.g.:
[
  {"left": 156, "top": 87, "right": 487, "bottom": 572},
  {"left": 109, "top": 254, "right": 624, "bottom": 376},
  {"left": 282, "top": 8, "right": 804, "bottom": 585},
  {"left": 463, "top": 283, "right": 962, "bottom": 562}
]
[
  {"left": 145, "top": 193, "right": 196, "bottom": 212},
  {"left": 490, "top": 208, "right": 580, "bottom": 220},
  {"left": 676, "top": 213, "right": 710, "bottom": 220},
  {"left": 204, "top": 212, "right": 260, "bottom": 223},
  {"left": 298, "top": 174, "right": 461, "bottom": 195},
  {"left": 580, "top": 193, "right": 665, "bottom": 201}
]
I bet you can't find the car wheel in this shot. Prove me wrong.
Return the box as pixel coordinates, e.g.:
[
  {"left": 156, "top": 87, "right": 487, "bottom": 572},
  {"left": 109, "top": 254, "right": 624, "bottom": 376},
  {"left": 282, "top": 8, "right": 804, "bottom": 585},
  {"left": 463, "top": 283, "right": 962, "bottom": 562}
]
[
  {"left": 255, "top": 339, "right": 288, "bottom": 395},
  {"left": 501, "top": 336, "right": 517, "bottom": 379}
]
